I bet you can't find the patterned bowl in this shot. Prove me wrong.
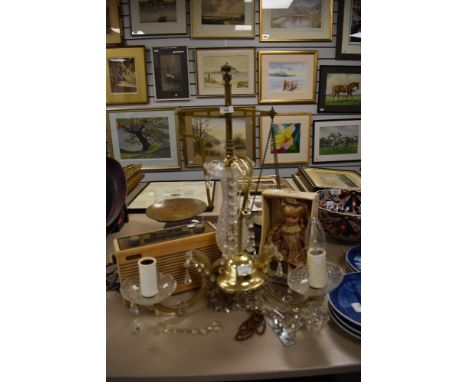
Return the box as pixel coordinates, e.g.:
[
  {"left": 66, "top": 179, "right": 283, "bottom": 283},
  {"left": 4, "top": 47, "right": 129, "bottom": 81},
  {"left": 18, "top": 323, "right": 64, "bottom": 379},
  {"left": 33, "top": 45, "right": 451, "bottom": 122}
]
[{"left": 317, "top": 189, "right": 361, "bottom": 243}]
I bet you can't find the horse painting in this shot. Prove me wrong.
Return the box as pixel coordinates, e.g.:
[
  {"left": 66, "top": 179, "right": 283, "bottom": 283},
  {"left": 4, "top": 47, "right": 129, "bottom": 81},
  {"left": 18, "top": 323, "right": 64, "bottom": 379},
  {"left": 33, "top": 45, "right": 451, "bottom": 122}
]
[{"left": 331, "top": 81, "right": 360, "bottom": 99}]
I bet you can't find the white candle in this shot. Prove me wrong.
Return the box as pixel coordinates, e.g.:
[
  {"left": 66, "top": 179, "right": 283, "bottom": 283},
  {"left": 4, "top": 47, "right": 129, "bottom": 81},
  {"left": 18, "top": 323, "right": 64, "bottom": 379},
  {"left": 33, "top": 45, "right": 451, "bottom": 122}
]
[
  {"left": 138, "top": 257, "right": 159, "bottom": 297},
  {"left": 307, "top": 248, "right": 327, "bottom": 289}
]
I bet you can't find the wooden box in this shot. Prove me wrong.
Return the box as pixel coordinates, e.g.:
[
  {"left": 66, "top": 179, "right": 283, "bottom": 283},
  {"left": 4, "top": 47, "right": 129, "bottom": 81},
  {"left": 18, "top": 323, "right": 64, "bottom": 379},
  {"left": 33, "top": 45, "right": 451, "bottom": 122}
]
[{"left": 113, "top": 221, "right": 221, "bottom": 294}]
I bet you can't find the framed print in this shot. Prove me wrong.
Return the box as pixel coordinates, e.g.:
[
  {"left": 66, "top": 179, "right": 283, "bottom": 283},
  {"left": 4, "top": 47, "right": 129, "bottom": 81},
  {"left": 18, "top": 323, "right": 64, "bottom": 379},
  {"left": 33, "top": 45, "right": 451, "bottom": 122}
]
[
  {"left": 106, "top": 0, "right": 122, "bottom": 45},
  {"left": 243, "top": 176, "right": 294, "bottom": 194},
  {"left": 129, "top": 0, "right": 186, "bottom": 35},
  {"left": 259, "top": 0, "right": 333, "bottom": 42},
  {"left": 106, "top": 46, "right": 148, "bottom": 104},
  {"left": 312, "top": 119, "right": 361, "bottom": 163},
  {"left": 128, "top": 181, "right": 215, "bottom": 211},
  {"left": 152, "top": 46, "right": 190, "bottom": 101},
  {"left": 318, "top": 65, "right": 361, "bottom": 113},
  {"left": 180, "top": 107, "right": 255, "bottom": 167},
  {"left": 298, "top": 166, "right": 361, "bottom": 191},
  {"left": 195, "top": 48, "right": 255, "bottom": 97},
  {"left": 260, "top": 113, "right": 311, "bottom": 164},
  {"left": 336, "top": 0, "right": 361, "bottom": 60},
  {"left": 258, "top": 50, "right": 318, "bottom": 104},
  {"left": 191, "top": 0, "right": 255, "bottom": 39},
  {"left": 107, "top": 108, "right": 180, "bottom": 170}
]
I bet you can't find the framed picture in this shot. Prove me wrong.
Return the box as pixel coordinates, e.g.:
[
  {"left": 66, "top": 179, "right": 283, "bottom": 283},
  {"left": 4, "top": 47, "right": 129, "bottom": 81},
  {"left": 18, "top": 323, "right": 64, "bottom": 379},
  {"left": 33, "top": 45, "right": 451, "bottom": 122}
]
[
  {"left": 258, "top": 50, "right": 318, "bottom": 104},
  {"left": 298, "top": 166, "right": 361, "bottom": 191},
  {"left": 180, "top": 107, "right": 255, "bottom": 167},
  {"left": 312, "top": 119, "right": 361, "bottom": 163},
  {"left": 129, "top": 0, "right": 187, "bottom": 36},
  {"left": 260, "top": 113, "right": 311, "bottom": 164},
  {"left": 128, "top": 181, "right": 215, "bottom": 212},
  {"left": 317, "top": 65, "right": 361, "bottom": 113},
  {"left": 107, "top": 108, "right": 180, "bottom": 170},
  {"left": 106, "top": 46, "right": 148, "bottom": 104},
  {"left": 191, "top": 0, "right": 255, "bottom": 39},
  {"left": 336, "top": 0, "right": 361, "bottom": 60},
  {"left": 195, "top": 48, "right": 256, "bottom": 97},
  {"left": 259, "top": 0, "right": 333, "bottom": 42},
  {"left": 245, "top": 176, "right": 294, "bottom": 194},
  {"left": 106, "top": 0, "right": 122, "bottom": 45},
  {"left": 152, "top": 46, "right": 190, "bottom": 101}
]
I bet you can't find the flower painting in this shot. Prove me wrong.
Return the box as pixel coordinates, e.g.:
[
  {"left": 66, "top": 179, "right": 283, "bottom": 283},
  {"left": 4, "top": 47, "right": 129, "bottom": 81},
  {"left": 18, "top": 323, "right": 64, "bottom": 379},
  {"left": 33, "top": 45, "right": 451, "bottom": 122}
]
[
  {"left": 273, "top": 123, "right": 301, "bottom": 154},
  {"left": 260, "top": 113, "right": 311, "bottom": 164}
]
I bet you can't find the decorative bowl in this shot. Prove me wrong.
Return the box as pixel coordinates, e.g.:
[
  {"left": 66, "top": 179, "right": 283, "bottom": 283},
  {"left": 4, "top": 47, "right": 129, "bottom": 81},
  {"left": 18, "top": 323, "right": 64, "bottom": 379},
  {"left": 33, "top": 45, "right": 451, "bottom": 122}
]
[{"left": 317, "top": 189, "right": 361, "bottom": 243}]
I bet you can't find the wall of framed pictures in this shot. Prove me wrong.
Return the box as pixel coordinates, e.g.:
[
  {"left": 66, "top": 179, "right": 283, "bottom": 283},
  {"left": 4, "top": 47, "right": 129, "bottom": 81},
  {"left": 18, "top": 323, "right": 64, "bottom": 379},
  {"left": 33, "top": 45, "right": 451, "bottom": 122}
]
[{"left": 106, "top": 0, "right": 361, "bottom": 181}]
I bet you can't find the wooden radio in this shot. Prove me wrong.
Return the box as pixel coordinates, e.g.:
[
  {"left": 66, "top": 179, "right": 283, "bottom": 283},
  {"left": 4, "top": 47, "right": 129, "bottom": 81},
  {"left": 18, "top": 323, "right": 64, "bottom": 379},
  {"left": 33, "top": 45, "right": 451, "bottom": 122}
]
[{"left": 113, "top": 221, "right": 221, "bottom": 294}]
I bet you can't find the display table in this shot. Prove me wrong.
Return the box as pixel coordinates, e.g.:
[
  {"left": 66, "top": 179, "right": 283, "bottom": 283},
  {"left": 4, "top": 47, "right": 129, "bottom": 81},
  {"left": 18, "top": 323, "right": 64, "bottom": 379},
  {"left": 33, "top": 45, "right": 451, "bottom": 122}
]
[{"left": 106, "top": 182, "right": 361, "bottom": 381}]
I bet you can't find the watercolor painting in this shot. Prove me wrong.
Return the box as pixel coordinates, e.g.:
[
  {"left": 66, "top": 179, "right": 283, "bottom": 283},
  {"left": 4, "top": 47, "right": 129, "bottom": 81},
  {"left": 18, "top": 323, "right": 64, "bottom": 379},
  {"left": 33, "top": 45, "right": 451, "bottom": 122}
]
[
  {"left": 270, "top": 0, "right": 323, "bottom": 29},
  {"left": 268, "top": 61, "right": 307, "bottom": 92},
  {"left": 138, "top": 0, "right": 177, "bottom": 23},
  {"left": 325, "top": 73, "right": 360, "bottom": 106},
  {"left": 107, "top": 57, "right": 137, "bottom": 93},
  {"left": 201, "top": 0, "right": 244, "bottom": 25},
  {"left": 203, "top": 55, "right": 249, "bottom": 89},
  {"left": 318, "top": 123, "right": 359, "bottom": 156}
]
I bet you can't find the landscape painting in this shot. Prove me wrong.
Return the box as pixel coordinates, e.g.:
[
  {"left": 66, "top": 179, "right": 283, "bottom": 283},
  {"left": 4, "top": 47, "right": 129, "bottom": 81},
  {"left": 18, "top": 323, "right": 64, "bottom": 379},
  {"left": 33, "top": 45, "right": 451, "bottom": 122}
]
[
  {"left": 107, "top": 57, "right": 137, "bottom": 93},
  {"left": 270, "top": 0, "right": 323, "bottom": 29},
  {"left": 268, "top": 61, "right": 307, "bottom": 92},
  {"left": 107, "top": 109, "right": 179, "bottom": 169},
  {"left": 196, "top": 48, "right": 255, "bottom": 96},
  {"left": 138, "top": 0, "right": 177, "bottom": 23},
  {"left": 116, "top": 116, "right": 171, "bottom": 159},
  {"left": 201, "top": 0, "right": 244, "bottom": 25},
  {"left": 313, "top": 119, "right": 361, "bottom": 163}
]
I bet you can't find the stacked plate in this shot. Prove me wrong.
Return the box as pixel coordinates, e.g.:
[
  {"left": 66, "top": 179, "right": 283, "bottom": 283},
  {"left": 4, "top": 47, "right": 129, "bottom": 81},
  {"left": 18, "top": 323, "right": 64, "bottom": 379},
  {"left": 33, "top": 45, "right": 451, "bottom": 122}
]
[
  {"left": 328, "top": 272, "right": 361, "bottom": 340},
  {"left": 346, "top": 245, "right": 361, "bottom": 272}
]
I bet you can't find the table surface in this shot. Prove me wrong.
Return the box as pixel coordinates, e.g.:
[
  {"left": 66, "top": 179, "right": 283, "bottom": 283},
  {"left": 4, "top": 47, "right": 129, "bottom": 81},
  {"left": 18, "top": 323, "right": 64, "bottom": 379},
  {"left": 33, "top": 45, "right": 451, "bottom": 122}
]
[{"left": 106, "top": 181, "right": 361, "bottom": 381}]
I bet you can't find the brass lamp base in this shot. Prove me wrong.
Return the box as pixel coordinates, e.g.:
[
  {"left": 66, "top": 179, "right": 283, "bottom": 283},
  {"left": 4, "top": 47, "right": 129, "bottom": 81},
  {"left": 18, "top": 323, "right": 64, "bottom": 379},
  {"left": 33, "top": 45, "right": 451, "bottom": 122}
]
[{"left": 216, "top": 251, "right": 265, "bottom": 293}]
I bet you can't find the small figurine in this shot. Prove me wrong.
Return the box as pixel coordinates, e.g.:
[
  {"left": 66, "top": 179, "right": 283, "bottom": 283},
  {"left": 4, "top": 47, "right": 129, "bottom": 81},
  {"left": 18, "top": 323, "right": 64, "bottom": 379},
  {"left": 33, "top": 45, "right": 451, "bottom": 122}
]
[{"left": 267, "top": 199, "right": 308, "bottom": 267}]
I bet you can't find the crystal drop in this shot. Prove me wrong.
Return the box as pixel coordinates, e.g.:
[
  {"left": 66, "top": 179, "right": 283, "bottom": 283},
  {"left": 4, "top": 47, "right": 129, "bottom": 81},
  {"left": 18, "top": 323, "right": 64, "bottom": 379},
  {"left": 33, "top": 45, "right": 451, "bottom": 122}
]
[
  {"left": 184, "top": 268, "right": 192, "bottom": 285},
  {"left": 276, "top": 261, "right": 284, "bottom": 277}
]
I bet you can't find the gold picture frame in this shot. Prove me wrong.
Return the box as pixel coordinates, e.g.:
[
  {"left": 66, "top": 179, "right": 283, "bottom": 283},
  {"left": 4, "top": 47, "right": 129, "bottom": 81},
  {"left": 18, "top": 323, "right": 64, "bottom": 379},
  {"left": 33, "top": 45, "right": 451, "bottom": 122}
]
[
  {"left": 179, "top": 107, "right": 256, "bottom": 168},
  {"left": 107, "top": 107, "right": 180, "bottom": 170},
  {"left": 191, "top": 0, "right": 255, "bottom": 39},
  {"left": 106, "top": 0, "right": 122, "bottom": 45},
  {"left": 195, "top": 48, "right": 256, "bottom": 97},
  {"left": 258, "top": 50, "right": 318, "bottom": 104},
  {"left": 297, "top": 167, "right": 361, "bottom": 191},
  {"left": 106, "top": 46, "right": 148, "bottom": 105},
  {"left": 259, "top": 0, "right": 333, "bottom": 42},
  {"left": 260, "top": 113, "right": 312, "bottom": 165}
]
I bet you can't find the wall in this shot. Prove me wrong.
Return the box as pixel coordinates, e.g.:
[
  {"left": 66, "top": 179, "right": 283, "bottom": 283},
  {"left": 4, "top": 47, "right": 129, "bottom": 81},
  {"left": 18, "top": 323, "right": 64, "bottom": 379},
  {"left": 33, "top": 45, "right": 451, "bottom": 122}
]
[{"left": 107, "top": 0, "right": 361, "bottom": 181}]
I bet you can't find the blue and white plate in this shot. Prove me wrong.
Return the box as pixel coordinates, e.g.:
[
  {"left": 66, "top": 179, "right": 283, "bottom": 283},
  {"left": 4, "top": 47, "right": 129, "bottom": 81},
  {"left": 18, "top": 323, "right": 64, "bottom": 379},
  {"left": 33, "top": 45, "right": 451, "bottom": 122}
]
[
  {"left": 328, "top": 302, "right": 361, "bottom": 332},
  {"left": 328, "top": 272, "right": 361, "bottom": 326},
  {"left": 329, "top": 304, "right": 361, "bottom": 340},
  {"left": 346, "top": 246, "right": 361, "bottom": 272}
]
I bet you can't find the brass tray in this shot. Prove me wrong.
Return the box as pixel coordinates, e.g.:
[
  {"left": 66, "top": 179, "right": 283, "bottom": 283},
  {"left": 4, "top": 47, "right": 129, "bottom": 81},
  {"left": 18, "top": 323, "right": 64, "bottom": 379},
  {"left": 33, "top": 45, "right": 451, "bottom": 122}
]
[{"left": 146, "top": 198, "right": 207, "bottom": 222}]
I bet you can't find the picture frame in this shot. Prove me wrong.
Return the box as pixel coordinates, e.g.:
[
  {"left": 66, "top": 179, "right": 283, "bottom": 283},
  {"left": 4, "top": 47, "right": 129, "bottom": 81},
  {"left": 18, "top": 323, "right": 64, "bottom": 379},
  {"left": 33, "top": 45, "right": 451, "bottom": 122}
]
[
  {"left": 106, "top": 0, "right": 122, "bottom": 45},
  {"left": 152, "top": 46, "right": 190, "bottom": 101},
  {"left": 245, "top": 176, "right": 294, "bottom": 194},
  {"left": 317, "top": 65, "right": 361, "bottom": 113},
  {"left": 191, "top": 0, "right": 255, "bottom": 39},
  {"left": 336, "top": 0, "right": 361, "bottom": 60},
  {"left": 179, "top": 107, "right": 255, "bottom": 167},
  {"left": 106, "top": 46, "right": 148, "bottom": 104},
  {"left": 195, "top": 48, "right": 256, "bottom": 97},
  {"left": 259, "top": 0, "right": 333, "bottom": 42},
  {"left": 127, "top": 181, "right": 215, "bottom": 212},
  {"left": 129, "top": 0, "right": 187, "bottom": 36},
  {"left": 260, "top": 113, "right": 312, "bottom": 164},
  {"left": 107, "top": 108, "right": 180, "bottom": 170},
  {"left": 258, "top": 50, "right": 318, "bottom": 104},
  {"left": 297, "top": 166, "right": 361, "bottom": 191},
  {"left": 312, "top": 119, "right": 361, "bottom": 163}
]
